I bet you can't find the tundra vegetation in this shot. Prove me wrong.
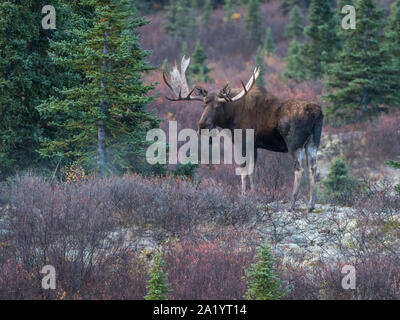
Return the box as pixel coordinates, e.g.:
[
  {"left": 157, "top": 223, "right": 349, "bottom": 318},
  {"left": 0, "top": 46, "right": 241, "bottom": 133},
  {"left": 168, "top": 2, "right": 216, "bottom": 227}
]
[{"left": 1, "top": 0, "right": 400, "bottom": 300}]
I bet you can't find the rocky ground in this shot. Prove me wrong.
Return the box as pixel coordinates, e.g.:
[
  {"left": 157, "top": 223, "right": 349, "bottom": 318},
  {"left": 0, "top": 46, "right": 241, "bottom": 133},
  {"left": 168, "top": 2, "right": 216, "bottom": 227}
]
[{"left": 318, "top": 131, "right": 400, "bottom": 186}]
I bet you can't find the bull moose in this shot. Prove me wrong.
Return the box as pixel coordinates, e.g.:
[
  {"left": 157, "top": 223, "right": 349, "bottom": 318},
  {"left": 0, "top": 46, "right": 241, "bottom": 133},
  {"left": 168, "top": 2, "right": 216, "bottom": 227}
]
[{"left": 163, "top": 56, "right": 323, "bottom": 212}]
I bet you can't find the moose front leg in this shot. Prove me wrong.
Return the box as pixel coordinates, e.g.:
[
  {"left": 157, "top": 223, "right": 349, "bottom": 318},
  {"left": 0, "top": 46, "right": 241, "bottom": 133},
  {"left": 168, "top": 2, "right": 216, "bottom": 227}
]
[
  {"left": 239, "top": 147, "right": 257, "bottom": 195},
  {"left": 306, "top": 143, "right": 318, "bottom": 212},
  {"left": 290, "top": 149, "right": 304, "bottom": 210}
]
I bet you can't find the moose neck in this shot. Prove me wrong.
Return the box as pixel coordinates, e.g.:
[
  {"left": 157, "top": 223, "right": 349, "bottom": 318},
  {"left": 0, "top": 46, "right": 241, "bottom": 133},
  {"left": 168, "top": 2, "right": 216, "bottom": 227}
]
[{"left": 215, "top": 100, "right": 243, "bottom": 131}]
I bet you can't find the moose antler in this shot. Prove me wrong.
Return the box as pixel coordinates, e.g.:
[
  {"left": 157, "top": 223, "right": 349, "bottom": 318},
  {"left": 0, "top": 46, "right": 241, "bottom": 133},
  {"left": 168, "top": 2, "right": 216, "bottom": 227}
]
[
  {"left": 163, "top": 56, "right": 203, "bottom": 102},
  {"left": 216, "top": 66, "right": 261, "bottom": 102}
]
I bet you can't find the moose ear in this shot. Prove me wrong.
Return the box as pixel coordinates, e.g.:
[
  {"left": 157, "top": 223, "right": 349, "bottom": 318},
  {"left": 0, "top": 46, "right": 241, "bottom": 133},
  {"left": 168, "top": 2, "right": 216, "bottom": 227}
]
[{"left": 194, "top": 86, "right": 208, "bottom": 97}]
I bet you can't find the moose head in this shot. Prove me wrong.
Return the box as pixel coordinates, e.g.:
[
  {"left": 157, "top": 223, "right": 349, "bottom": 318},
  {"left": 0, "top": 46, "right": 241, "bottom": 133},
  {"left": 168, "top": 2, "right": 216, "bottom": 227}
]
[{"left": 163, "top": 56, "right": 260, "bottom": 134}]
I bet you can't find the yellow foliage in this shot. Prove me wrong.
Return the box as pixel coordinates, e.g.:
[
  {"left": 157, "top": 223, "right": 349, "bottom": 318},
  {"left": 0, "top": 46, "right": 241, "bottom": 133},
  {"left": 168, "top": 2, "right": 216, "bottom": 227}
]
[
  {"left": 61, "top": 164, "right": 87, "bottom": 184},
  {"left": 57, "top": 291, "right": 67, "bottom": 300},
  {"left": 231, "top": 12, "right": 241, "bottom": 20}
]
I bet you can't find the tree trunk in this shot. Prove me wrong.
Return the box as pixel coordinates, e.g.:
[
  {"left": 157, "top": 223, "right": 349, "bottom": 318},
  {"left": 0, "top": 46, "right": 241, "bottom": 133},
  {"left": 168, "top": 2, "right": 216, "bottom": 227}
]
[{"left": 98, "top": 32, "right": 109, "bottom": 174}]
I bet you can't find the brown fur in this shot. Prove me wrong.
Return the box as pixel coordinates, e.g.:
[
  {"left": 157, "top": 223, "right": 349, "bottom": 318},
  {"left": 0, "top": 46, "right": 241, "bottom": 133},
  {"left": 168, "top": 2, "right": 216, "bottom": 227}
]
[
  {"left": 198, "top": 85, "right": 324, "bottom": 212},
  {"left": 199, "top": 86, "right": 323, "bottom": 154}
]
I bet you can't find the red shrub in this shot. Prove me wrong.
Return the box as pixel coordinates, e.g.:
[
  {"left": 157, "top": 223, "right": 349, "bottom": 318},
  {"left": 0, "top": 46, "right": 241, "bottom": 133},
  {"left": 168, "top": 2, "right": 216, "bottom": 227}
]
[{"left": 164, "top": 233, "right": 255, "bottom": 300}]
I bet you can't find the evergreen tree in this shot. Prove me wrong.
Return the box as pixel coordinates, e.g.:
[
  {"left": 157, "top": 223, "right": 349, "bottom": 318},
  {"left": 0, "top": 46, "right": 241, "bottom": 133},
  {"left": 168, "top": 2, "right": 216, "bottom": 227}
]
[
  {"left": 174, "top": 162, "right": 199, "bottom": 180},
  {"left": 386, "top": 1, "right": 400, "bottom": 196},
  {"left": 163, "top": 0, "right": 196, "bottom": 40},
  {"left": 200, "top": 0, "right": 212, "bottom": 28},
  {"left": 263, "top": 27, "right": 275, "bottom": 56},
  {"left": 144, "top": 252, "right": 170, "bottom": 300},
  {"left": 244, "top": 243, "right": 288, "bottom": 300},
  {"left": 223, "top": 0, "right": 234, "bottom": 24},
  {"left": 245, "top": 0, "right": 262, "bottom": 45},
  {"left": 385, "top": 0, "right": 400, "bottom": 97},
  {"left": 285, "top": 5, "right": 303, "bottom": 39},
  {"left": 190, "top": 42, "right": 213, "bottom": 83},
  {"left": 181, "top": 41, "right": 189, "bottom": 60},
  {"left": 324, "top": 0, "right": 400, "bottom": 123},
  {"left": 280, "top": 0, "right": 311, "bottom": 15},
  {"left": 161, "top": 58, "right": 170, "bottom": 73},
  {"left": 0, "top": 1, "right": 85, "bottom": 179},
  {"left": 38, "top": 0, "right": 160, "bottom": 174},
  {"left": 323, "top": 156, "right": 357, "bottom": 203},
  {"left": 254, "top": 46, "right": 265, "bottom": 87},
  {"left": 284, "top": 39, "right": 307, "bottom": 82},
  {"left": 386, "top": 0, "right": 400, "bottom": 62},
  {"left": 163, "top": 1, "right": 178, "bottom": 37},
  {"left": 302, "top": 0, "right": 340, "bottom": 79}
]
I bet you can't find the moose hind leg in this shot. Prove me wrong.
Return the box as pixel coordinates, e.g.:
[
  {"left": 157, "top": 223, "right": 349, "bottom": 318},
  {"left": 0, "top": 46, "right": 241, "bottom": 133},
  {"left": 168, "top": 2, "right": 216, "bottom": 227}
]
[
  {"left": 241, "top": 174, "right": 247, "bottom": 195},
  {"left": 306, "top": 143, "right": 317, "bottom": 212},
  {"left": 290, "top": 149, "right": 304, "bottom": 210}
]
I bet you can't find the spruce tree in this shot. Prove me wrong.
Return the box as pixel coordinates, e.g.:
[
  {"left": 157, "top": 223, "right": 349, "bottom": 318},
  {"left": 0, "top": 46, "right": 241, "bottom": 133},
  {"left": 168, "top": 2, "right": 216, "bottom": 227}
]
[
  {"left": 223, "top": 0, "right": 234, "bottom": 24},
  {"left": 181, "top": 41, "right": 189, "bottom": 60},
  {"left": 285, "top": 5, "right": 303, "bottom": 39},
  {"left": 280, "top": 0, "right": 311, "bottom": 15},
  {"left": 190, "top": 42, "right": 213, "bottom": 83},
  {"left": 386, "top": 1, "right": 400, "bottom": 196},
  {"left": 254, "top": 47, "right": 265, "bottom": 87},
  {"left": 385, "top": 0, "right": 400, "bottom": 100},
  {"left": 161, "top": 58, "right": 170, "bottom": 74},
  {"left": 386, "top": 0, "right": 400, "bottom": 62},
  {"left": 302, "top": 0, "right": 340, "bottom": 79},
  {"left": 144, "top": 252, "right": 170, "bottom": 300},
  {"left": 323, "top": 156, "right": 357, "bottom": 203},
  {"left": 263, "top": 27, "right": 275, "bottom": 56},
  {"left": 163, "top": 1, "right": 178, "bottom": 37},
  {"left": 245, "top": 0, "right": 262, "bottom": 45},
  {"left": 244, "top": 243, "right": 287, "bottom": 300},
  {"left": 163, "top": 0, "right": 196, "bottom": 40},
  {"left": 200, "top": 0, "right": 212, "bottom": 28},
  {"left": 38, "top": 0, "right": 160, "bottom": 174},
  {"left": 284, "top": 39, "right": 307, "bottom": 82},
  {"left": 0, "top": 1, "right": 84, "bottom": 179},
  {"left": 324, "top": 0, "right": 400, "bottom": 123}
]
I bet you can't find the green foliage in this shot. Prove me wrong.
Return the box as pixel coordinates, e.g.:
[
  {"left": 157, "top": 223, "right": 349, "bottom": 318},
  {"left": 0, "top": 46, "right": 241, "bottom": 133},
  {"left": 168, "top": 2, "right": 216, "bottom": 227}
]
[
  {"left": 0, "top": 0, "right": 84, "bottom": 179},
  {"left": 284, "top": 39, "right": 307, "bottom": 82},
  {"left": 386, "top": 0, "right": 400, "bottom": 63},
  {"left": 324, "top": 0, "right": 400, "bottom": 124},
  {"left": 280, "top": 0, "right": 311, "bottom": 15},
  {"left": 254, "top": 47, "right": 265, "bottom": 87},
  {"left": 174, "top": 162, "right": 199, "bottom": 180},
  {"left": 323, "top": 156, "right": 357, "bottom": 203},
  {"left": 223, "top": 0, "right": 234, "bottom": 24},
  {"left": 181, "top": 41, "right": 189, "bottom": 60},
  {"left": 161, "top": 58, "right": 170, "bottom": 73},
  {"left": 302, "top": 0, "right": 341, "bottom": 79},
  {"left": 285, "top": 5, "right": 303, "bottom": 39},
  {"left": 244, "top": 243, "right": 287, "bottom": 300},
  {"left": 200, "top": 0, "right": 212, "bottom": 27},
  {"left": 163, "top": 0, "right": 196, "bottom": 40},
  {"left": 190, "top": 42, "right": 213, "bottom": 83},
  {"left": 263, "top": 27, "right": 275, "bottom": 55},
  {"left": 38, "top": 0, "right": 160, "bottom": 174},
  {"left": 144, "top": 252, "right": 170, "bottom": 300},
  {"left": 385, "top": 0, "right": 400, "bottom": 112},
  {"left": 245, "top": 0, "right": 262, "bottom": 45}
]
